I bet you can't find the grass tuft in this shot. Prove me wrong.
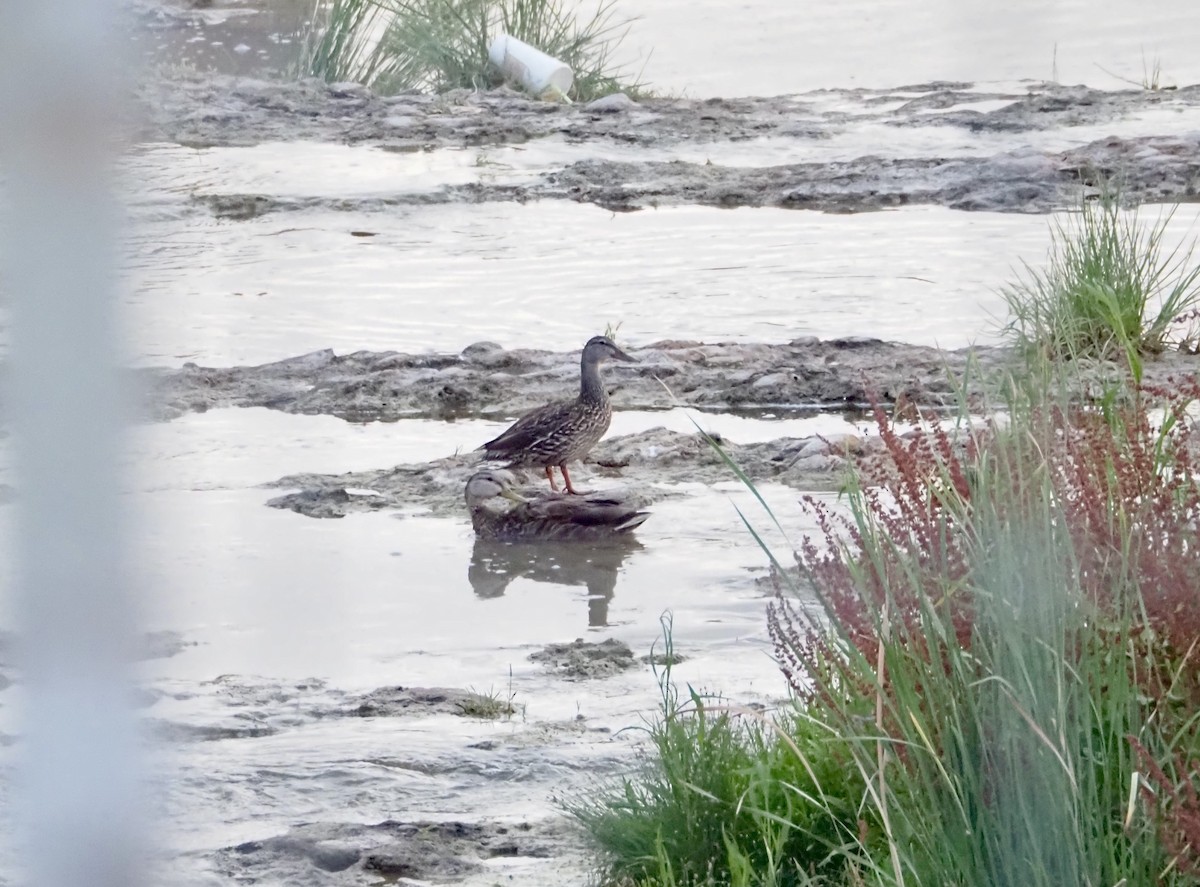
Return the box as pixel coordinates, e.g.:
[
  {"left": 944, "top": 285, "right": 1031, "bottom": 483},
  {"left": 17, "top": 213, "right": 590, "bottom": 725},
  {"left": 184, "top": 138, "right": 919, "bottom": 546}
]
[
  {"left": 456, "top": 677, "right": 520, "bottom": 719},
  {"left": 568, "top": 617, "right": 873, "bottom": 886},
  {"left": 1001, "top": 194, "right": 1200, "bottom": 379},
  {"left": 300, "top": 0, "right": 646, "bottom": 101}
]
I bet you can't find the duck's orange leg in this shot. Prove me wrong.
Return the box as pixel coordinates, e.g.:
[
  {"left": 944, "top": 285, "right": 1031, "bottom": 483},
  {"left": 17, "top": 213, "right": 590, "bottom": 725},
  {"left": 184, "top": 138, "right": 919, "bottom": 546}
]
[
  {"left": 560, "top": 463, "right": 580, "bottom": 495},
  {"left": 544, "top": 465, "right": 559, "bottom": 492}
]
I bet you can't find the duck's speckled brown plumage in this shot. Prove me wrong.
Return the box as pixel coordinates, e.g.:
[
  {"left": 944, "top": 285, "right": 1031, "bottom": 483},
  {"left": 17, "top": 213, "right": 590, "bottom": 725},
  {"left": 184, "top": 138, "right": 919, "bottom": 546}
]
[
  {"left": 464, "top": 470, "right": 649, "bottom": 543},
  {"left": 479, "top": 335, "right": 636, "bottom": 493}
]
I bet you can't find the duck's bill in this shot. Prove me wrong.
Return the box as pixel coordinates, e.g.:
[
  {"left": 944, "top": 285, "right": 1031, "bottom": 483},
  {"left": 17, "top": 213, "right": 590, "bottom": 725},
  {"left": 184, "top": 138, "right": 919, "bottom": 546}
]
[
  {"left": 612, "top": 346, "right": 638, "bottom": 363},
  {"left": 500, "top": 487, "right": 528, "bottom": 503}
]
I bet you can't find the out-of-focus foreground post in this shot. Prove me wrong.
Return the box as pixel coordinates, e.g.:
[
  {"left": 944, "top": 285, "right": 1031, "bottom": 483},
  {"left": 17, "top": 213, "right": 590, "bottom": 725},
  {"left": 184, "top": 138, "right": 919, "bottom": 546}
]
[{"left": 0, "top": 4, "right": 143, "bottom": 886}]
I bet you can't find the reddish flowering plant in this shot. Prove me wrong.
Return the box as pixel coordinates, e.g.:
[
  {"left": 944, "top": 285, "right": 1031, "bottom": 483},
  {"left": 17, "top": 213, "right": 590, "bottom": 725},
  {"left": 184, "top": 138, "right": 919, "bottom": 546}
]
[
  {"left": 1130, "top": 737, "right": 1200, "bottom": 877},
  {"left": 771, "top": 377, "right": 1200, "bottom": 702},
  {"left": 770, "top": 400, "right": 983, "bottom": 700}
]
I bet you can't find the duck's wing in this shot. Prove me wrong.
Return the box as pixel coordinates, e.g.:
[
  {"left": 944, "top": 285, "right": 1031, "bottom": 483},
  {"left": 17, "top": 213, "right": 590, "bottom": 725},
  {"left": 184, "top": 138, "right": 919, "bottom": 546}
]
[
  {"left": 529, "top": 493, "right": 649, "bottom": 530},
  {"left": 479, "top": 399, "right": 574, "bottom": 454}
]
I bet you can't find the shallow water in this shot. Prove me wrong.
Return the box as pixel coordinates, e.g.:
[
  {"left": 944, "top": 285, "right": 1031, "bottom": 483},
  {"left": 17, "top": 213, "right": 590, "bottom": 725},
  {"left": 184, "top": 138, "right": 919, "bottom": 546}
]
[
  {"left": 124, "top": 198, "right": 1042, "bottom": 365},
  {"left": 626, "top": 0, "right": 1200, "bottom": 97},
  {"left": 124, "top": 405, "right": 810, "bottom": 878},
  {"left": 122, "top": 189, "right": 1200, "bottom": 367},
  {"left": 123, "top": 405, "right": 818, "bottom": 677}
]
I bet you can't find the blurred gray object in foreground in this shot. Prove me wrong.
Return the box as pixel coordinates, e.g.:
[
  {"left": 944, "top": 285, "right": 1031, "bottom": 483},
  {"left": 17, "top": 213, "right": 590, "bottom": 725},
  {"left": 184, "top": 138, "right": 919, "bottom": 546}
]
[{"left": 0, "top": 3, "right": 143, "bottom": 886}]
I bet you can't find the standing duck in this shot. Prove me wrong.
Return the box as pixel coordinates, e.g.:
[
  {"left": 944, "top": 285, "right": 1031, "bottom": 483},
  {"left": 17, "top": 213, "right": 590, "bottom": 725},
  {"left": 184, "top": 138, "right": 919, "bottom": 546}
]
[
  {"left": 464, "top": 470, "right": 649, "bottom": 542},
  {"left": 479, "top": 335, "right": 636, "bottom": 494}
]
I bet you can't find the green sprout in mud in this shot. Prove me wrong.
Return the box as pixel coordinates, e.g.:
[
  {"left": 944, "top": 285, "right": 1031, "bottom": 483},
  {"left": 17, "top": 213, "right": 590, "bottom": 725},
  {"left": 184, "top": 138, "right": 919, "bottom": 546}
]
[
  {"left": 456, "top": 672, "right": 522, "bottom": 720},
  {"left": 456, "top": 688, "right": 516, "bottom": 719},
  {"left": 300, "top": 0, "right": 647, "bottom": 102}
]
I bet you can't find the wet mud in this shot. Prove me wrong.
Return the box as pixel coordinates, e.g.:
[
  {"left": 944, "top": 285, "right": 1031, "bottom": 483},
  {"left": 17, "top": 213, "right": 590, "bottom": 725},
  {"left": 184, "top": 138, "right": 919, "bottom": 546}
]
[
  {"left": 146, "top": 337, "right": 1012, "bottom": 423},
  {"left": 147, "top": 337, "right": 1200, "bottom": 426},
  {"left": 215, "top": 818, "right": 571, "bottom": 885},
  {"left": 529, "top": 638, "right": 637, "bottom": 680},
  {"left": 143, "top": 670, "right": 628, "bottom": 884},
  {"left": 350, "top": 685, "right": 510, "bottom": 718},
  {"left": 264, "top": 425, "right": 853, "bottom": 518},
  {"left": 133, "top": 73, "right": 1200, "bottom": 214}
]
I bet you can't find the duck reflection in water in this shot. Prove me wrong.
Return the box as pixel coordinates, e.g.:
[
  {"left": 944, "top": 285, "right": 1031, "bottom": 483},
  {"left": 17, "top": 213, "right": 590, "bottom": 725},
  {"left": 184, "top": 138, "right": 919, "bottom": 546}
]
[
  {"left": 463, "top": 470, "right": 650, "bottom": 627},
  {"left": 468, "top": 538, "right": 643, "bottom": 628}
]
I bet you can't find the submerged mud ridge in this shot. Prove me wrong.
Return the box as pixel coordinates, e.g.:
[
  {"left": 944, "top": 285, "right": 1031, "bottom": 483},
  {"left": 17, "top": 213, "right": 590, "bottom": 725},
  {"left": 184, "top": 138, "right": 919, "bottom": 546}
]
[
  {"left": 194, "top": 131, "right": 1200, "bottom": 217},
  {"left": 136, "top": 73, "right": 1200, "bottom": 214},
  {"left": 146, "top": 337, "right": 1012, "bottom": 422},
  {"left": 543, "top": 135, "right": 1200, "bottom": 213}
]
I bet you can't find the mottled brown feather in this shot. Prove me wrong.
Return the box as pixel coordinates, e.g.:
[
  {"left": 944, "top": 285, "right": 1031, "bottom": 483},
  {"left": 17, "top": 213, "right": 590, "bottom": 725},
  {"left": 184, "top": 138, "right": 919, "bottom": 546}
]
[{"left": 477, "top": 336, "right": 634, "bottom": 488}]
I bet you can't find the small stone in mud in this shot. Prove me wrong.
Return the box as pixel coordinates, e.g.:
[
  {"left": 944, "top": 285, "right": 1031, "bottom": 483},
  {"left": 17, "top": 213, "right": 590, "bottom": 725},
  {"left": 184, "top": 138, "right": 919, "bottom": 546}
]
[
  {"left": 461, "top": 340, "right": 504, "bottom": 361},
  {"left": 530, "top": 638, "right": 636, "bottom": 679},
  {"left": 586, "top": 93, "right": 636, "bottom": 112},
  {"left": 267, "top": 487, "right": 388, "bottom": 519}
]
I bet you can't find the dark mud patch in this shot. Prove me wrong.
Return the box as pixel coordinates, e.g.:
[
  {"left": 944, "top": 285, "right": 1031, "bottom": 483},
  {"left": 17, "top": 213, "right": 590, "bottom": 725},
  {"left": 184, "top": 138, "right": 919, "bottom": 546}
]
[
  {"left": 143, "top": 337, "right": 1200, "bottom": 518},
  {"left": 215, "top": 818, "right": 566, "bottom": 885},
  {"left": 136, "top": 72, "right": 1200, "bottom": 149},
  {"left": 349, "top": 685, "right": 510, "bottom": 718},
  {"left": 145, "top": 717, "right": 279, "bottom": 742},
  {"left": 133, "top": 71, "right": 1200, "bottom": 213},
  {"left": 545, "top": 135, "right": 1200, "bottom": 213},
  {"left": 184, "top": 130, "right": 1200, "bottom": 216},
  {"left": 530, "top": 638, "right": 636, "bottom": 680},
  {"left": 145, "top": 337, "right": 1013, "bottom": 422}
]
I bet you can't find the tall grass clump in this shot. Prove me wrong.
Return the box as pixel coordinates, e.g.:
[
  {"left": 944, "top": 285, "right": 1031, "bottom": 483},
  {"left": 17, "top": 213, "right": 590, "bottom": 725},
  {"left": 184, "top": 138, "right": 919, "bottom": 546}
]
[
  {"left": 1001, "top": 195, "right": 1200, "bottom": 379},
  {"left": 301, "top": 0, "right": 644, "bottom": 100},
  {"left": 568, "top": 623, "right": 876, "bottom": 886},
  {"left": 768, "top": 378, "right": 1200, "bottom": 884}
]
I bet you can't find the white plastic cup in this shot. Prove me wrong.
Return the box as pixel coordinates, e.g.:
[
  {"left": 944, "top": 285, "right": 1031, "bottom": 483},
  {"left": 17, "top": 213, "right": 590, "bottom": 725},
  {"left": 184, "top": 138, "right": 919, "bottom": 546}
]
[{"left": 488, "top": 33, "right": 574, "bottom": 99}]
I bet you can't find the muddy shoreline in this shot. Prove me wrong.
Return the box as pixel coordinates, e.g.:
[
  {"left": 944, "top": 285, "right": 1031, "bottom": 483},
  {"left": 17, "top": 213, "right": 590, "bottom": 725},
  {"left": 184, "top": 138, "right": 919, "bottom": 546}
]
[{"left": 133, "top": 73, "right": 1200, "bottom": 214}]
